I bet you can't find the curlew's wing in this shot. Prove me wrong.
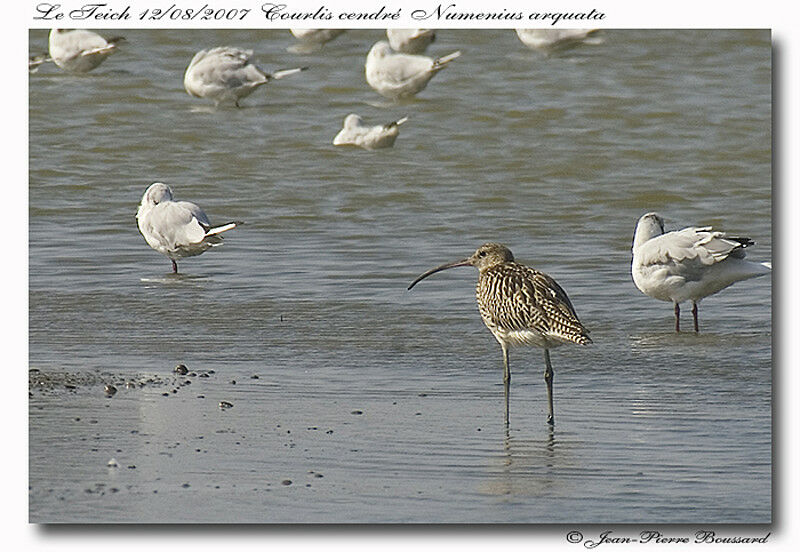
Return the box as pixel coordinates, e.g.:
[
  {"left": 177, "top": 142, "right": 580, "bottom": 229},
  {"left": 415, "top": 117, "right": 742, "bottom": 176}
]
[{"left": 479, "top": 263, "right": 591, "bottom": 345}]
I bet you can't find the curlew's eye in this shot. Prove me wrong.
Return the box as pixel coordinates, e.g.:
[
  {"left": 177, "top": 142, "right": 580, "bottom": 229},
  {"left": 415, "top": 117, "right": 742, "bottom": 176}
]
[{"left": 478, "top": 251, "right": 487, "bottom": 257}]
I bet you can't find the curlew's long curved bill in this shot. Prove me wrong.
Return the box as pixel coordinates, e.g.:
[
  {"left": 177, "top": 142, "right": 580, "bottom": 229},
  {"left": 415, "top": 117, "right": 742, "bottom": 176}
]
[{"left": 407, "top": 259, "right": 471, "bottom": 290}]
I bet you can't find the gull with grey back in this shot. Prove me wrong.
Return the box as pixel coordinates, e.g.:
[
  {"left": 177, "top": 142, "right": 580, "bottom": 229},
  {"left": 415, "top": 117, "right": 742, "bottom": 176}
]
[
  {"left": 514, "top": 29, "right": 601, "bottom": 52},
  {"left": 289, "top": 29, "right": 346, "bottom": 52},
  {"left": 365, "top": 41, "right": 461, "bottom": 100},
  {"left": 631, "top": 212, "right": 771, "bottom": 332},
  {"left": 136, "top": 182, "right": 242, "bottom": 274},
  {"left": 183, "top": 46, "right": 307, "bottom": 107},
  {"left": 48, "top": 29, "right": 124, "bottom": 73},
  {"left": 332, "top": 113, "right": 409, "bottom": 150},
  {"left": 386, "top": 29, "right": 436, "bottom": 54}
]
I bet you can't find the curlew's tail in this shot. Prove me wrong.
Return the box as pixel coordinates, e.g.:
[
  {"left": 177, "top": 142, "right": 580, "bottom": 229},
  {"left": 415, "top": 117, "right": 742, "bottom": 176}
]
[{"left": 545, "top": 327, "right": 592, "bottom": 347}]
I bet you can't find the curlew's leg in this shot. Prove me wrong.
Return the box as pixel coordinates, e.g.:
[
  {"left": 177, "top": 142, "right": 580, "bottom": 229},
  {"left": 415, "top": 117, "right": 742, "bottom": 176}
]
[
  {"left": 692, "top": 301, "right": 699, "bottom": 333},
  {"left": 674, "top": 302, "right": 680, "bottom": 332},
  {"left": 504, "top": 379, "right": 510, "bottom": 426},
  {"left": 501, "top": 343, "right": 510, "bottom": 425},
  {"left": 501, "top": 343, "right": 510, "bottom": 385},
  {"left": 171, "top": 259, "right": 178, "bottom": 274},
  {"left": 543, "top": 348, "right": 554, "bottom": 426}
]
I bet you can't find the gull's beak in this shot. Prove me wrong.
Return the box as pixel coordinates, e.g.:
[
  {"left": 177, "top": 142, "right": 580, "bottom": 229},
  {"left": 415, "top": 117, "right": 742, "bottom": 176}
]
[{"left": 408, "top": 258, "right": 471, "bottom": 290}]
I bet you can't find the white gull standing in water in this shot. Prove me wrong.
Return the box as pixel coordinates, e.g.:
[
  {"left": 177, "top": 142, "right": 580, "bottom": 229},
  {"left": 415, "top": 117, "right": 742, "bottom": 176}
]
[
  {"left": 289, "top": 29, "right": 346, "bottom": 52},
  {"left": 136, "top": 183, "right": 242, "bottom": 274},
  {"left": 386, "top": 29, "right": 436, "bottom": 54},
  {"left": 515, "top": 29, "right": 600, "bottom": 52},
  {"left": 183, "top": 47, "right": 307, "bottom": 107},
  {"left": 365, "top": 41, "right": 460, "bottom": 100},
  {"left": 631, "top": 212, "right": 771, "bottom": 332},
  {"left": 332, "top": 114, "right": 408, "bottom": 150},
  {"left": 48, "top": 29, "right": 124, "bottom": 73}
]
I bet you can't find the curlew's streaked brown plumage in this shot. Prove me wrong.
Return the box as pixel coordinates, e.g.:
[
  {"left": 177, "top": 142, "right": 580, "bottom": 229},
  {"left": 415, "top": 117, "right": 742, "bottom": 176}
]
[{"left": 408, "top": 243, "right": 591, "bottom": 426}]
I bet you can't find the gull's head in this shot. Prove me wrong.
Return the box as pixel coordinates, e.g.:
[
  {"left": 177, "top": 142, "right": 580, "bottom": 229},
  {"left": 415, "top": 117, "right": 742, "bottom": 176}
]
[
  {"left": 637, "top": 212, "right": 665, "bottom": 234},
  {"left": 368, "top": 41, "right": 393, "bottom": 61},
  {"left": 408, "top": 242, "right": 514, "bottom": 290},
  {"left": 142, "top": 182, "right": 174, "bottom": 207},
  {"left": 633, "top": 212, "right": 666, "bottom": 248},
  {"left": 343, "top": 113, "right": 363, "bottom": 128}
]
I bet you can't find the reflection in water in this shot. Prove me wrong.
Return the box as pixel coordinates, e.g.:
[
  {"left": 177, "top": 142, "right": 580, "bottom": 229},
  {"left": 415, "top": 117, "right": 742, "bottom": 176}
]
[
  {"left": 628, "top": 331, "right": 728, "bottom": 352},
  {"left": 188, "top": 105, "right": 218, "bottom": 114},
  {"left": 481, "top": 424, "right": 562, "bottom": 498},
  {"left": 139, "top": 273, "right": 210, "bottom": 285}
]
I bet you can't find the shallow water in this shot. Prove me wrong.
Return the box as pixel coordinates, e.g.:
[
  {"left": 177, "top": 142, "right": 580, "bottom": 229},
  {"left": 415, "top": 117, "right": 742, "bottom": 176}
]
[{"left": 29, "top": 29, "right": 771, "bottom": 523}]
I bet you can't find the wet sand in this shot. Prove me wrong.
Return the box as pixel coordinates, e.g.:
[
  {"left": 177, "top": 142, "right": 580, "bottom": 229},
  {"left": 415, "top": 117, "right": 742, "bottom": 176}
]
[
  {"left": 29, "top": 345, "right": 771, "bottom": 524},
  {"left": 30, "top": 365, "right": 382, "bottom": 523}
]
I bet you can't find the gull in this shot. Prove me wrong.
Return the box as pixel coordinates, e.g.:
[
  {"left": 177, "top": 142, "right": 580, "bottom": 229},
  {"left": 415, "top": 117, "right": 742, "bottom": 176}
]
[
  {"left": 408, "top": 243, "right": 591, "bottom": 426},
  {"left": 515, "top": 29, "right": 600, "bottom": 52},
  {"left": 29, "top": 53, "right": 51, "bottom": 73},
  {"left": 365, "top": 41, "right": 461, "bottom": 100},
  {"left": 332, "top": 113, "right": 408, "bottom": 150},
  {"left": 631, "top": 212, "right": 771, "bottom": 332},
  {"left": 289, "top": 29, "right": 346, "bottom": 52},
  {"left": 136, "top": 182, "right": 242, "bottom": 274},
  {"left": 386, "top": 29, "right": 436, "bottom": 54},
  {"left": 183, "top": 47, "right": 307, "bottom": 107},
  {"left": 48, "top": 29, "right": 124, "bottom": 73}
]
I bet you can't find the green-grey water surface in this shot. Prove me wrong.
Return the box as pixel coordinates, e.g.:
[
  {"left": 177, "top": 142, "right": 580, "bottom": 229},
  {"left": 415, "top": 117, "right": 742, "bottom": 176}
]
[{"left": 29, "top": 29, "right": 771, "bottom": 523}]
